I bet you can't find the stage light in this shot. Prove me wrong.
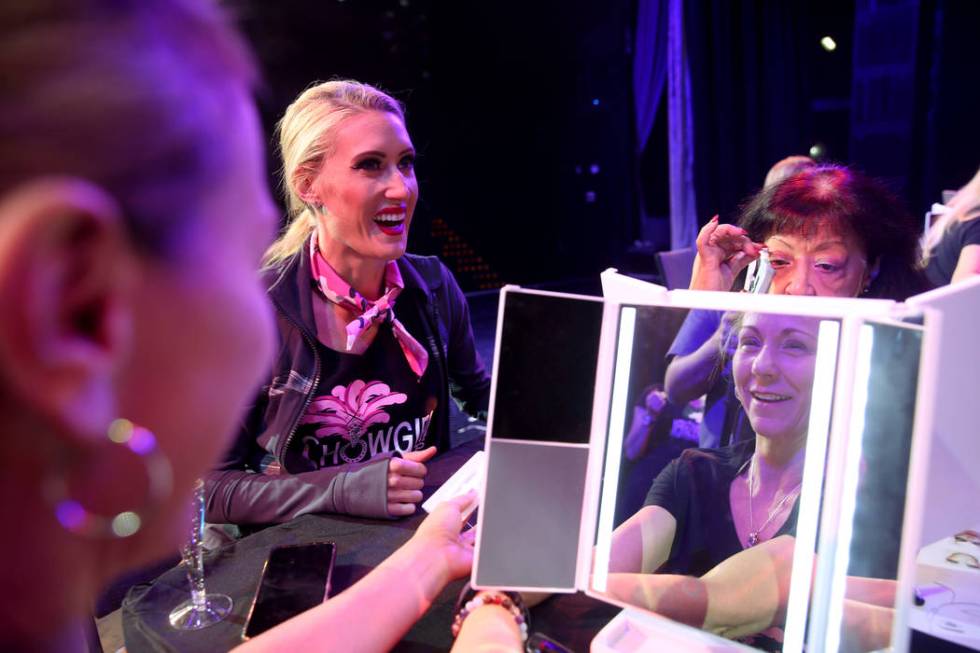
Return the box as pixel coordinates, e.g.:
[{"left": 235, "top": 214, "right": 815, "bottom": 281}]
[
  {"left": 809, "top": 143, "right": 827, "bottom": 160},
  {"left": 820, "top": 36, "right": 837, "bottom": 52}
]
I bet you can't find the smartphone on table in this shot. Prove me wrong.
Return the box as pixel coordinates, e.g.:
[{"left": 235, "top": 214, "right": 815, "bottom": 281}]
[{"left": 242, "top": 541, "right": 337, "bottom": 640}]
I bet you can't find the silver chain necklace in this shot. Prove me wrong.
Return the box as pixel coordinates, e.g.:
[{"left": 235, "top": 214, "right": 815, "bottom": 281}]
[{"left": 740, "top": 455, "right": 803, "bottom": 547}]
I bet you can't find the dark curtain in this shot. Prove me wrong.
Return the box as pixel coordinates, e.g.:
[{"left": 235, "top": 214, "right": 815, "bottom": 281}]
[
  {"left": 683, "top": 1, "right": 812, "bottom": 224},
  {"left": 633, "top": 0, "right": 669, "bottom": 155},
  {"left": 634, "top": 0, "right": 699, "bottom": 249},
  {"left": 909, "top": 0, "right": 980, "bottom": 209}
]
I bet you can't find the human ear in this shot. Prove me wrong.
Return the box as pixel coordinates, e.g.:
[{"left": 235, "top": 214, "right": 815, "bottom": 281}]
[
  {"left": 292, "top": 166, "right": 321, "bottom": 209},
  {"left": 0, "top": 178, "right": 136, "bottom": 442}
]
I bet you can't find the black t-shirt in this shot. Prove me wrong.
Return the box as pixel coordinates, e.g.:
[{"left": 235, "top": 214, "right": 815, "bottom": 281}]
[
  {"left": 644, "top": 440, "right": 799, "bottom": 578},
  {"left": 925, "top": 217, "right": 980, "bottom": 287},
  {"left": 285, "top": 312, "right": 441, "bottom": 472}
]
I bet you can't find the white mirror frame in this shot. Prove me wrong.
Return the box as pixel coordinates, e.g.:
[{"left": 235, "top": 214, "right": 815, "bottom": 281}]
[{"left": 587, "top": 270, "right": 934, "bottom": 653}]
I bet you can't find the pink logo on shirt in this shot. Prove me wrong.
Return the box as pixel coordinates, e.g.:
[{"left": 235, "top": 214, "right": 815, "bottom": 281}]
[{"left": 301, "top": 380, "right": 408, "bottom": 445}]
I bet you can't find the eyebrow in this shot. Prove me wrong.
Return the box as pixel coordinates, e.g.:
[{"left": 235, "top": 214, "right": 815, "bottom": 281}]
[
  {"left": 781, "top": 328, "right": 818, "bottom": 339},
  {"left": 738, "top": 324, "right": 818, "bottom": 340},
  {"left": 352, "top": 150, "right": 385, "bottom": 159},
  {"left": 352, "top": 147, "right": 416, "bottom": 159},
  {"left": 768, "top": 236, "right": 849, "bottom": 252}
]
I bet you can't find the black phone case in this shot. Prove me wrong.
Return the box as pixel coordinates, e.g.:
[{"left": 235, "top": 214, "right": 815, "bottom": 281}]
[{"left": 242, "top": 541, "right": 337, "bottom": 640}]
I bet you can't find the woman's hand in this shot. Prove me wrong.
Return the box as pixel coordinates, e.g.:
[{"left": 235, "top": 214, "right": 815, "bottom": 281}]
[
  {"left": 237, "top": 492, "right": 479, "bottom": 652},
  {"left": 690, "top": 216, "right": 765, "bottom": 291},
  {"left": 391, "top": 491, "right": 477, "bottom": 604},
  {"left": 409, "top": 491, "right": 478, "bottom": 582},
  {"left": 624, "top": 389, "right": 668, "bottom": 461},
  {"left": 387, "top": 446, "right": 437, "bottom": 516}
]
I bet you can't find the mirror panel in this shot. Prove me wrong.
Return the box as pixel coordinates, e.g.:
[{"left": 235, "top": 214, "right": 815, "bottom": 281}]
[
  {"left": 817, "top": 317, "right": 925, "bottom": 653},
  {"left": 491, "top": 291, "right": 603, "bottom": 444},
  {"left": 903, "top": 282, "right": 980, "bottom": 653},
  {"left": 594, "top": 305, "right": 842, "bottom": 652},
  {"left": 476, "top": 290, "right": 602, "bottom": 590}
]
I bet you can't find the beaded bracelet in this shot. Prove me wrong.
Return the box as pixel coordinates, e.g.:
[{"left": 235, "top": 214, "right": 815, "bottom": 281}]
[{"left": 451, "top": 588, "right": 529, "bottom": 643}]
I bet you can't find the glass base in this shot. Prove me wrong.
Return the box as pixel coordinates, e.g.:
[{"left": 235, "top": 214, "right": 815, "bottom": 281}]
[{"left": 168, "top": 593, "right": 233, "bottom": 630}]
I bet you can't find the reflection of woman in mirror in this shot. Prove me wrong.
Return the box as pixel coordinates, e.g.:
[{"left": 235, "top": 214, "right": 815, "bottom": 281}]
[
  {"left": 608, "top": 313, "right": 895, "bottom": 651},
  {"left": 667, "top": 165, "right": 931, "bottom": 448},
  {"left": 612, "top": 313, "right": 814, "bottom": 576}
]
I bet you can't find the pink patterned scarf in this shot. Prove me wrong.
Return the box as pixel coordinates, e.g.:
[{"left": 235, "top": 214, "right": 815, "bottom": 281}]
[{"left": 309, "top": 235, "right": 429, "bottom": 378}]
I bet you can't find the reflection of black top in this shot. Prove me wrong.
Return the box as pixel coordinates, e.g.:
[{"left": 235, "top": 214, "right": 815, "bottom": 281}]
[
  {"left": 925, "top": 217, "right": 980, "bottom": 287},
  {"left": 644, "top": 440, "right": 799, "bottom": 578}
]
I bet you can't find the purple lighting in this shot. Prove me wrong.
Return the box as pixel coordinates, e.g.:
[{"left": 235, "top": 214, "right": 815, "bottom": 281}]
[
  {"left": 128, "top": 427, "right": 158, "bottom": 456},
  {"left": 55, "top": 500, "right": 87, "bottom": 531}
]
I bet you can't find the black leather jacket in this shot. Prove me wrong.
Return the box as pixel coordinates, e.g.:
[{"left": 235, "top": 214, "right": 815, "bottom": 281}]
[{"left": 205, "top": 247, "right": 490, "bottom": 524}]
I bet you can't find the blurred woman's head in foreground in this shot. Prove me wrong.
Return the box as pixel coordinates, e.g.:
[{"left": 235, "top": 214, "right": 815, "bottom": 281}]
[{"left": 0, "top": 0, "right": 278, "bottom": 642}]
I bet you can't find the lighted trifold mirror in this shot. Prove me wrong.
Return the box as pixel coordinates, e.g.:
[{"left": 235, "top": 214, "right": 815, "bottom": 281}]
[
  {"left": 591, "top": 274, "right": 941, "bottom": 653},
  {"left": 474, "top": 273, "right": 980, "bottom": 653}
]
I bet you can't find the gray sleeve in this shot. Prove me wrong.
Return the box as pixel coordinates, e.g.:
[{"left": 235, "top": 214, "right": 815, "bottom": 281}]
[{"left": 204, "top": 454, "right": 393, "bottom": 525}]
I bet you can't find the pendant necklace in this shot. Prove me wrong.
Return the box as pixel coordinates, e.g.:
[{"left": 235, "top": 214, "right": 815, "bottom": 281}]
[{"left": 742, "top": 455, "right": 803, "bottom": 547}]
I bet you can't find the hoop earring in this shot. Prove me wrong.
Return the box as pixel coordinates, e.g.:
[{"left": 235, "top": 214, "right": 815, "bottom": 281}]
[{"left": 43, "top": 419, "right": 173, "bottom": 539}]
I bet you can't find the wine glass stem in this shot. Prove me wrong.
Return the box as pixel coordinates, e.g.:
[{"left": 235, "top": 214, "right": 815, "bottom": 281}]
[
  {"left": 185, "top": 479, "right": 209, "bottom": 611},
  {"left": 187, "top": 556, "right": 207, "bottom": 611},
  {"left": 191, "top": 585, "right": 207, "bottom": 612}
]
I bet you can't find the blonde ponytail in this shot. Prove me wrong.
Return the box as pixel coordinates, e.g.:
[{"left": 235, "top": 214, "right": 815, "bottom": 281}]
[{"left": 263, "top": 209, "right": 317, "bottom": 268}]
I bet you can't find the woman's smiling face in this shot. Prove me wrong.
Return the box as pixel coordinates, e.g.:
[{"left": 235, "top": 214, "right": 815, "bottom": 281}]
[
  {"left": 733, "top": 313, "right": 821, "bottom": 444},
  {"left": 311, "top": 110, "right": 418, "bottom": 266}
]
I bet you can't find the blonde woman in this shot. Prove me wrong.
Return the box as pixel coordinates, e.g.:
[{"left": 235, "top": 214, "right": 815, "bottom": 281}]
[
  {"left": 922, "top": 166, "right": 980, "bottom": 286},
  {"left": 205, "top": 81, "right": 491, "bottom": 525},
  {"left": 0, "top": 2, "right": 520, "bottom": 651}
]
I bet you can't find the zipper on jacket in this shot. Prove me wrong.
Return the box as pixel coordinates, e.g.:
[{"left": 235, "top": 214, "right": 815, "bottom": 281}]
[
  {"left": 271, "top": 298, "right": 322, "bottom": 467},
  {"left": 420, "top": 293, "right": 452, "bottom": 450}
]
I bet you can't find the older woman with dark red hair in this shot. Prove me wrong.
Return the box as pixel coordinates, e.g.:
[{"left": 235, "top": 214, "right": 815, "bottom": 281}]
[
  {"left": 666, "top": 165, "right": 930, "bottom": 448},
  {"left": 691, "top": 165, "right": 930, "bottom": 299}
]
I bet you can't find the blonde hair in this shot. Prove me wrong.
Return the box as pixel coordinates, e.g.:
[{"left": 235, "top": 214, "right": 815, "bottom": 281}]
[
  {"left": 0, "top": 0, "right": 256, "bottom": 257},
  {"left": 264, "top": 80, "right": 406, "bottom": 268},
  {"left": 921, "top": 167, "right": 980, "bottom": 267}
]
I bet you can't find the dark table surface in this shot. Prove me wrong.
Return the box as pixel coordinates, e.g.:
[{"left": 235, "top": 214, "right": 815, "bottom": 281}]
[{"left": 121, "top": 439, "right": 618, "bottom": 652}]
